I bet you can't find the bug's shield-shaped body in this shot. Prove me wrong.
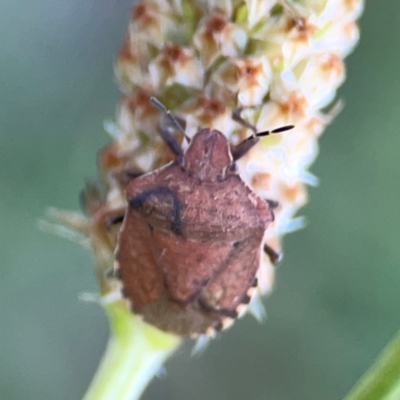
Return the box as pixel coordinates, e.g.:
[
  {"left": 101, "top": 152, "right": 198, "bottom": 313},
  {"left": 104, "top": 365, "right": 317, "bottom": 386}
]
[{"left": 115, "top": 128, "right": 273, "bottom": 336}]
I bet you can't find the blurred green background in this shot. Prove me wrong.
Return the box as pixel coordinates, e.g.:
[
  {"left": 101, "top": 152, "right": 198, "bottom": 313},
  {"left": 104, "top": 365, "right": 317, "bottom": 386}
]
[{"left": 1, "top": 1, "right": 399, "bottom": 399}]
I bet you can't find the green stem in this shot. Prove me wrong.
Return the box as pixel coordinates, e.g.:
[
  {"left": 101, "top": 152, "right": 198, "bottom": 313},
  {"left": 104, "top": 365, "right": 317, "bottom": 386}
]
[
  {"left": 343, "top": 329, "right": 400, "bottom": 400},
  {"left": 83, "top": 301, "right": 182, "bottom": 400}
]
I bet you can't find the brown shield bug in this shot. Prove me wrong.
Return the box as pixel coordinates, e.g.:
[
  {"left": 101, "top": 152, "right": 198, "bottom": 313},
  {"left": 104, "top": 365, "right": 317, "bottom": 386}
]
[{"left": 114, "top": 98, "right": 294, "bottom": 337}]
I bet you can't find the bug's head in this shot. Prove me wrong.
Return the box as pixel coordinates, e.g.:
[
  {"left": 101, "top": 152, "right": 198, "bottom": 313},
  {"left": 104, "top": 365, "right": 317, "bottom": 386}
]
[
  {"left": 149, "top": 97, "right": 294, "bottom": 181},
  {"left": 183, "top": 128, "right": 232, "bottom": 181}
]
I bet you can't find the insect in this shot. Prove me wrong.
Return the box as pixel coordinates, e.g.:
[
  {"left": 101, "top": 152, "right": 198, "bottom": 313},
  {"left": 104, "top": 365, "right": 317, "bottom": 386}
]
[{"left": 113, "top": 98, "right": 294, "bottom": 337}]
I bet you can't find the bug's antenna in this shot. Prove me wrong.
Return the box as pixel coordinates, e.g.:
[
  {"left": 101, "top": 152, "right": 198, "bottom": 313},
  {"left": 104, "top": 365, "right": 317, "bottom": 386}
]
[
  {"left": 150, "top": 97, "right": 191, "bottom": 157},
  {"left": 150, "top": 97, "right": 190, "bottom": 142},
  {"left": 231, "top": 125, "right": 294, "bottom": 161},
  {"left": 256, "top": 125, "right": 295, "bottom": 137},
  {"left": 232, "top": 107, "right": 257, "bottom": 134}
]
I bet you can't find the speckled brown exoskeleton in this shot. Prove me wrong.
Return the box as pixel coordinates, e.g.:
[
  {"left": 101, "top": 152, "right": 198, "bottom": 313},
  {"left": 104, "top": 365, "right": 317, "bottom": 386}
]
[{"left": 113, "top": 98, "right": 294, "bottom": 337}]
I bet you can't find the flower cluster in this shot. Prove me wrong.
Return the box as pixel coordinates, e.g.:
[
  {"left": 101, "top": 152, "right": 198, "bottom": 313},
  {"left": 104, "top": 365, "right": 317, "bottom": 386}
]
[{"left": 51, "top": 0, "right": 363, "bottom": 325}]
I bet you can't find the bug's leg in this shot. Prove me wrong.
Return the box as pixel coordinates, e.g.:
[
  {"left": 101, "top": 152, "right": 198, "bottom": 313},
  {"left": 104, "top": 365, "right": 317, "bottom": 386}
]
[
  {"left": 93, "top": 206, "right": 126, "bottom": 237},
  {"left": 99, "top": 208, "right": 126, "bottom": 279},
  {"left": 95, "top": 208, "right": 126, "bottom": 237},
  {"left": 105, "top": 212, "right": 125, "bottom": 227},
  {"left": 74, "top": 204, "right": 126, "bottom": 280},
  {"left": 80, "top": 181, "right": 105, "bottom": 216},
  {"left": 112, "top": 168, "right": 145, "bottom": 191},
  {"left": 265, "top": 199, "right": 279, "bottom": 209},
  {"left": 263, "top": 243, "right": 282, "bottom": 265},
  {"left": 264, "top": 199, "right": 279, "bottom": 222},
  {"left": 106, "top": 266, "right": 122, "bottom": 280},
  {"left": 121, "top": 168, "right": 145, "bottom": 180},
  {"left": 232, "top": 107, "right": 257, "bottom": 134}
]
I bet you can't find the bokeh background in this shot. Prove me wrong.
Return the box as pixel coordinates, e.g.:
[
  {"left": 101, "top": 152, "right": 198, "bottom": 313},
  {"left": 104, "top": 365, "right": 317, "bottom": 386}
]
[{"left": 1, "top": 1, "right": 399, "bottom": 399}]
